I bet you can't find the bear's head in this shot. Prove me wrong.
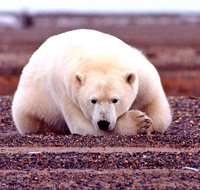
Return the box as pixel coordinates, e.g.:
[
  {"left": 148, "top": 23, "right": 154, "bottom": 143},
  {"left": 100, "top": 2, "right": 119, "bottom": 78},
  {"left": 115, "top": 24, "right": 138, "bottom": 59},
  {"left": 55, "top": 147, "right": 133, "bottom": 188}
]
[{"left": 74, "top": 70, "right": 138, "bottom": 131}]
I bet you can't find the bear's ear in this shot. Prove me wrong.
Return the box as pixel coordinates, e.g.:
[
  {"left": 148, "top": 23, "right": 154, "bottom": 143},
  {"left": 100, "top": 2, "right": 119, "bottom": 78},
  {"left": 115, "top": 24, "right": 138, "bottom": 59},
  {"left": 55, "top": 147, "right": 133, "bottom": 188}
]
[
  {"left": 124, "top": 71, "right": 136, "bottom": 85},
  {"left": 75, "top": 72, "right": 86, "bottom": 86}
]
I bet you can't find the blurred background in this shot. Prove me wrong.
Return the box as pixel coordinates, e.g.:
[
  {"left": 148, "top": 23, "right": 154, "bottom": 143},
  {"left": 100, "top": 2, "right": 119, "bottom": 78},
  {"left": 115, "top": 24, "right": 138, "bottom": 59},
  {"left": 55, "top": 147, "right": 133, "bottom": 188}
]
[{"left": 0, "top": 0, "right": 200, "bottom": 96}]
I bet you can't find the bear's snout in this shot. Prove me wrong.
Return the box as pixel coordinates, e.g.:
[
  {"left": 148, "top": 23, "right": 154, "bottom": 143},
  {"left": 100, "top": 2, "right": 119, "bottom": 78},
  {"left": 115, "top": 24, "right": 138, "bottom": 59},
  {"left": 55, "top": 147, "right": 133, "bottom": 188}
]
[{"left": 97, "top": 120, "right": 110, "bottom": 131}]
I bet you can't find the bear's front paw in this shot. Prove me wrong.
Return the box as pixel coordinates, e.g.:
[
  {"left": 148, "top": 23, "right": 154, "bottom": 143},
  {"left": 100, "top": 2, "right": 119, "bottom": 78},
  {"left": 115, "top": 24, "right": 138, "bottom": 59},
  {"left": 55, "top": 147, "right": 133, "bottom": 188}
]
[
  {"left": 116, "top": 110, "right": 153, "bottom": 135},
  {"left": 134, "top": 111, "right": 153, "bottom": 135}
]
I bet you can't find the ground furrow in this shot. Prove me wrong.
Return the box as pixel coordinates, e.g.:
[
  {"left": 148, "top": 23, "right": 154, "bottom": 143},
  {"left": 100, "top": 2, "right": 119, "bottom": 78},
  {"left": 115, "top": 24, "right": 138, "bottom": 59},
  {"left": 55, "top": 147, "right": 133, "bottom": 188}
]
[{"left": 0, "top": 146, "right": 199, "bottom": 154}]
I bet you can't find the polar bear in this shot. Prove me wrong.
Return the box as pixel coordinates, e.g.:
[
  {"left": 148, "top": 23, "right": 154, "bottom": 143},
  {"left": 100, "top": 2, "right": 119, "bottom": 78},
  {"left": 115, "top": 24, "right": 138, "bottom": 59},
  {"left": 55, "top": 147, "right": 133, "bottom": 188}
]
[{"left": 12, "top": 29, "right": 172, "bottom": 135}]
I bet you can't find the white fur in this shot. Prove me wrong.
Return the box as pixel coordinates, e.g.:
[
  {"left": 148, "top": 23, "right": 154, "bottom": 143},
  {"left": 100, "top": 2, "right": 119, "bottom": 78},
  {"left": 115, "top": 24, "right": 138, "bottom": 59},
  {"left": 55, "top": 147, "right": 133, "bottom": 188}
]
[{"left": 12, "top": 29, "right": 172, "bottom": 135}]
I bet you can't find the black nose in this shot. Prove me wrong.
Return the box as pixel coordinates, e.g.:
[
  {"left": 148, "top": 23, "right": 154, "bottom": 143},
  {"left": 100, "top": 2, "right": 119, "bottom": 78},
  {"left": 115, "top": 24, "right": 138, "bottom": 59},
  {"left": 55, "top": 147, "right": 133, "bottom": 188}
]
[{"left": 97, "top": 120, "right": 110, "bottom": 131}]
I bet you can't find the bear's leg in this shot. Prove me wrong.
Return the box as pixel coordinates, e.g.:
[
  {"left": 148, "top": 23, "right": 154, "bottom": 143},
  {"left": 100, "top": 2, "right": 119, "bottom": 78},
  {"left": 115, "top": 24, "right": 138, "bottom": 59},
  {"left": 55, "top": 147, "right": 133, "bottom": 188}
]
[
  {"left": 13, "top": 111, "right": 45, "bottom": 134},
  {"left": 144, "top": 95, "right": 172, "bottom": 133},
  {"left": 61, "top": 104, "right": 99, "bottom": 135},
  {"left": 14, "top": 111, "right": 70, "bottom": 134},
  {"left": 115, "top": 110, "right": 153, "bottom": 135}
]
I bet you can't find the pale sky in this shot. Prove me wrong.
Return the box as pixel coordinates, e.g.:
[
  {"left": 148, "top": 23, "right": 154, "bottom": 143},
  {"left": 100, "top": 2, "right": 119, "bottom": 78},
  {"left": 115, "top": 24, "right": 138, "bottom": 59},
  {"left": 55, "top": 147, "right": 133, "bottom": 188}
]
[{"left": 0, "top": 0, "right": 200, "bottom": 13}]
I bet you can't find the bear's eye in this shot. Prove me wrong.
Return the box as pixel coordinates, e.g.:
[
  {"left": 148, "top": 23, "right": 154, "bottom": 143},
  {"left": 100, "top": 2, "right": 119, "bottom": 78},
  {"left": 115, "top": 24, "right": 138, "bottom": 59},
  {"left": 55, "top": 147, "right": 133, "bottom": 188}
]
[
  {"left": 112, "top": 99, "right": 118, "bottom": 104},
  {"left": 91, "top": 99, "right": 97, "bottom": 104}
]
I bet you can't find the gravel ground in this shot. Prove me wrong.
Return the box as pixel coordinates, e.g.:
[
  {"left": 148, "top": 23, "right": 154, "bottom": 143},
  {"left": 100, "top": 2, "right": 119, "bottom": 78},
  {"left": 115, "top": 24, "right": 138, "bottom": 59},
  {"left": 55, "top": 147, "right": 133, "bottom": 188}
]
[{"left": 0, "top": 96, "right": 199, "bottom": 189}]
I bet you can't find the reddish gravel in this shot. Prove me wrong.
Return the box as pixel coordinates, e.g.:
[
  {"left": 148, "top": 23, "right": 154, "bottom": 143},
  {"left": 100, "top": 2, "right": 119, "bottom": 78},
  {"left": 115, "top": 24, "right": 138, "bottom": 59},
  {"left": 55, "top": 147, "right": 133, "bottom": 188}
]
[{"left": 0, "top": 96, "right": 199, "bottom": 189}]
